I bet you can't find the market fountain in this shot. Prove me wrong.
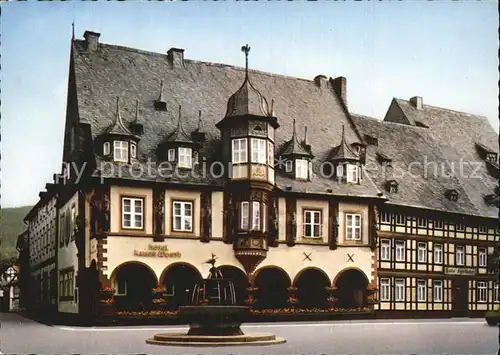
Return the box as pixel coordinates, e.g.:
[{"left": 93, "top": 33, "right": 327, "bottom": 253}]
[{"left": 146, "top": 254, "right": 285, "bottom": 346}]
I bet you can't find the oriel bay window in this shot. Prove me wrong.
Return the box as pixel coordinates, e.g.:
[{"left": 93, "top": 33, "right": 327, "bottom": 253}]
[
  {"left": 232, "top": 138, "right": 248, "bottom": 164},
  {"left": 345, "top": 213, "right": 362, "bottom": 240},
  {"left": 251, "top": 138, "right": 266, "bottom": 164},
  {"left": 303, "top": 210, "right": 322, "bottom": 238},
  {"left": 239, "top": 201, "right": 266, "bottom": 232},
  {"left": 122, "top": 197, "right": 144, "bottom": 229},
  {"left": 173, "top": 201, "right": 193, "bottom": 232}
]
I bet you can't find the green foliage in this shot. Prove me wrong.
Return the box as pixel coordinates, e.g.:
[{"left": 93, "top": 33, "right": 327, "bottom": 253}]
[{"left": 0, "top": 206, "right": 32, "bottom": 261}]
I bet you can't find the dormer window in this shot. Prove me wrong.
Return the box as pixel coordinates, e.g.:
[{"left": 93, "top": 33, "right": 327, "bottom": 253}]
[
  {"left": 239, "top": 201, "right": 267, "bottom": 232},
  {"left": 103, "top": 142, "right": 110, "bottom": 156},
  {"left": 178, "top": 147, "right": 192, "bottom": 168},
  {"left": 386, "top": 180, "right": 399, "bottom": 193},
  {"left": 114, "top": 141, "right": 129, "bottom": 162},
  {"left": 446, "top": 189, "right": 459, "bottom": 201},
  {"left": 295, "top": 159, "right": 308, "bottom": 180},
  {"left": 168, "top": 149, "right": 175, "bottom": 162},
  {"left": 486, "top": 153, "right": 498, "bottom": 164},
  {"left": 285, "top": 160, "right": 292, "bottom": 173},
  {"left": 130, "top": 143, "right": 137, "bottom": 159}
]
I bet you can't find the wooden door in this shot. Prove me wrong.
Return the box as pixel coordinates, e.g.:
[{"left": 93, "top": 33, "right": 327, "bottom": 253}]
[{"left": 452, "top": 279, "right": 469, "bottom": 317}]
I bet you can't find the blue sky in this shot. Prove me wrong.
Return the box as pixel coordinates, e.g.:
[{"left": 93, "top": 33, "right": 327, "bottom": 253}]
[{"left": 1, "top": 1, "right": 498, "bottom": 208}]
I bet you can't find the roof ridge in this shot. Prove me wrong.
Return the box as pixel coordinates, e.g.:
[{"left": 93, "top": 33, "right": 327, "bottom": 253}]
[
  {"left": 395, "top": 97, "right": 489, "bottom": 119},
  {"left": 76, "top": 39, "right": 319, "bottom": 85}
]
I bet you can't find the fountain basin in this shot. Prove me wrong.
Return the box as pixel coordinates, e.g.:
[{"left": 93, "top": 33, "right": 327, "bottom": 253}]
[{"left": 179, "top": 305, "right": 249, "bottom": 336}]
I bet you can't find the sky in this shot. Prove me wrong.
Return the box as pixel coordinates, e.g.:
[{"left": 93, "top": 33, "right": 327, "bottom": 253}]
[{"left": 1, "top": 1, "right": 498, "bottom": 208}]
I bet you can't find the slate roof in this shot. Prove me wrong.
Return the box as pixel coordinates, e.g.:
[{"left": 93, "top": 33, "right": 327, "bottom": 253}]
[
  {"left": 353, "top": 107, "right": 499, "bottom": 219},
  {"left": 102, "top": 96, "right": 135, "bottom": 136},
  {"left": 165, "top": 106, "right": 193, "bottom": 144},
  {"left": 225, "top": 74, "right": 273, "bottom": 118},
  {"left": 330, "top": 126, "right": 360, "bottom": 161},
  {"left": 73, "top": 37, "right": 382, "bottom": 198}
]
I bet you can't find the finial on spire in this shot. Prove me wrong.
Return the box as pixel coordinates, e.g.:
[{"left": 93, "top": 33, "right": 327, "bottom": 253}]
[
  {"left": 177, "top": 105, "right": 183, "bottom": 130},
  {"left": 72, "top": 22, "right": 75, "bottom": 41},
  {"left": 241, "top": 44, "right": 251, "bottom": 78},
  {"left": 270, "top": 99, "right": 275, "bottom": 116},
  {"left": 134, "top": 99, "right": 139, "bottom": 122},
  {"left": 197, "top": 110, "right": 202, "bottom": 131},
  {"left": 115, "top": 96, "right": 121, "bottom": 119},
  {"left": 292, "top": 119, "right": 297, "bottom": 137},
  {"left": 304, "top": 126, "right": 308, "bottom": 145},
  {"left": 340, "top": 125, "right": 346, "bottom": 143}
]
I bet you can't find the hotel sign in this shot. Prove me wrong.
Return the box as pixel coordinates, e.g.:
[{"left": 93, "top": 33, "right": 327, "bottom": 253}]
[
  {"left": 444, "top": 267, "right": 477, "bottom": 276},
  {"left": 134, "top": 244, "right": 181, "bottom": 258}
]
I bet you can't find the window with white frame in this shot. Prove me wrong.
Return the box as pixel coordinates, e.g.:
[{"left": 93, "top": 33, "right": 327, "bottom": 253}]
[
  {"left": 495, "top": 283, "right": 499, "bottom": 302},
  {"left": 304, "top": 210, "right": 322, "bottom": 238},
  {"left": 251, "top": 138, "right": 266, "bottom": 164},
  {"left": 130, "top": 143, "right": 137, "bottom": 158},
  {"left": 434, "top": 244, "right": 443, "bottom": 264},
  {"left": 114, "top": 278, "right": 127, "bottom": 296},
  {"left": 395, "top": 214, "right": 405, "bottom": 226},
  {"left": 285, "top": 160, "right": 292, "bottom": 172},
  {"left": 178, "top": 147, "right": 192, "bottom": 168},
  {"left": 240, "top": 202, "right": 249, "bottom": 230},
  {"left": 267, "top": 142, "right": 274, "bottom": 166},
  {"left": 295, "top": 159, "right": 308, "bottom": 179},
  {"left": 418, "top": 242, "right": 427, "bottom": 263},
  {"left": 251, "top": 201, "right": 260, "bottom": 230},
  {"left": 395, "top": 240, "right": 405, "bottom": 261},
  {"left": 173, "top": 201, "right": 193, "bottom": 232},
  {"left": 434, "top": 220, "right": 444, "bottom": 229},
  {"left": 70, "top": 205, "right": 76, "bottom": 239},
  {"left": 477, "top": 281, "right": 487, "bottom": 303},
  {"left": 417, "top": 279, "right": 427, "bottom": 302},
  {"left": 232, "top": 138, "right": 248, "bottom": 164},
  {"left": 479, "top": 225, "right": 487, "bottom": 233},
  {"left": 455, "top": 246, "right": 464, "bottom": 266},
  {"left": 114, "top": 141, "right": 129, "bottom": 162},
  {"left": 433, "top": 280, "right": 443, "bottom": 302},
  {"left": 417, "top": 218, "right": 427, "bottom": 227},
  {"left": 456, "top": 223, "right": 465, "bottom": 231},
  {"left": 478, "top": 248, "right": 487, "bottom": 267},
  {"left": 345, "top": 213, "right": 362, "bottom": 240},
  {"left": 381, "top": 239, "right": 391, "bottom": 261},
  {"left": 380, "top": 212, "right": 391, "bottom": 223},
  {"left": 122, "top": 197, "right": 144, "bottom": 229},
  {"left": 168, "top": 149, "right": 175, "bottom": 162},
  {"left": 395, "top": 279, "right": 405, "bottom": 301},
  {"left": 380, "top": 278, "right": 390, "bottom": 301},
  {"left": 346, "top": 164, "right": 358, "bottom": 183},
  {"left": 336, "top": 164, "right": 344, "bottom": 178},
  {"left": 103, "top": 142, "right": 110, "bottom": 155}
]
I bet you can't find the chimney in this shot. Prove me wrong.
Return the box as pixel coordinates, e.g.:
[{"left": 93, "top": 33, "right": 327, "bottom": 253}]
[
  {"left": 410, "top": 96, "right": 423, "bottom": 110},
  {"left": 83, "top": 30, "right": 101, "bottom": 52},
  {"left": 331, "top": 77, "right": 347, "bottom": 107},
  {"left": 313, "top": 75, "right": 328, "bottom": 88},
  {"left": 167, "top": 48, "right": 185, "bottom": 68}
]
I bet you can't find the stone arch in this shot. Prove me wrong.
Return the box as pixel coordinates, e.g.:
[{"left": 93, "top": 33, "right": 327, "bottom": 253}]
[
  {"left": 253, "top": 266, "right": 291, "bottom": 310},
  {"left": 293, "top": 267, "right": 331, "bottom": 309},
  {"left": 110, "top": 261, "right": 158, "bottom": 311},
  {"left": 217, "top": 265, "right": 249, "bottom": 305},
  {"left": 160, "top": 262, "right": 203, "bottom": 309},
  {"left": 333, "top": 267, "right": 369, "bottom": 309},
  {"left": 251, "top": 265, "right": 291, "bottom": 287}
]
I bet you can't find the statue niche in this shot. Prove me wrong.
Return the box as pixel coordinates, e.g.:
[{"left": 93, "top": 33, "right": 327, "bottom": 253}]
[
  {"left": 268, "top": 197, "right": 279, "bottom": 247},
  {"left": 329, "top": 214, "right": 339, "bottom": 250},
  {"left": 154, "top": 190, "right": 165, "bottom": 242},
  {"left": 201, "top": 192, "right": 212, "bottom": 243},
  {"left": 90, "top": 189, "right": 110, "bottom": 236}
]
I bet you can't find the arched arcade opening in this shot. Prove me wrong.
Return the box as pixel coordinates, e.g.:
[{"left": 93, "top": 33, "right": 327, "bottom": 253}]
[
  {"left": 294, "top": 268, "right": 330, "bottom": 309},
  {"left": 111, "top": 262, "right": 157, "bottom": 311},
  {"left": 160, "top": 263, "right": 202, "bottom": 309},
  {"left": 253, "top": 266, "right": 291, "bottom": 310},
  {"left": 334, "top": 268, "right": 369, "bottom": 309},
  {"left": 217, "top": 265, "right": 249, "bottom": 305}
]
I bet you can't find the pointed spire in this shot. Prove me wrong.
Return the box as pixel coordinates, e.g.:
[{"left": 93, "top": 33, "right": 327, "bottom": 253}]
[
  {"left": 281, "top": 119, "right": 312, "bottom": 158},
  {"left": 330, "top": 124, "right": 359, "bottom": 162},
  {"left": 165, "top": 104, "right": 193, "bottom": 144},
  {"left": 292, "top": 119, "right": 297, "bottom": 137},
  {"left": 304, "top": 126, "right": 308, "bottom": 146},
  {"left": 241, "top": 44, "right": 251, "bottom": 79},
  {"left": 71, "top": 22, "right": 75, "bottom": 41},
  {"left": 177, "top": 105, "right": 182, "bottom": 130},
  {"left": 134, "top": 99, "right": 140, "bottom": 123},
  {"left": 103, "top": 96, "right": 134, "bottom": 136},
  {"left": 271, "top": 99, "right": 275, "bottom": 117}
]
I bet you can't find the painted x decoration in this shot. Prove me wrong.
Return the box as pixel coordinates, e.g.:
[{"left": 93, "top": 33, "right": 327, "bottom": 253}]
[
  {"left": 347, "top": 253, "right": 354, "bottom": 262},
  {"left": 303, "top": 252, "right": 312, "bottom": 261}
]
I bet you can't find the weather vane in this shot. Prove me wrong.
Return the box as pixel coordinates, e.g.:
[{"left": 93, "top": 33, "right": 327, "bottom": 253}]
[{"left": 241, "top": 44, "right": 251, "bottom": 77}]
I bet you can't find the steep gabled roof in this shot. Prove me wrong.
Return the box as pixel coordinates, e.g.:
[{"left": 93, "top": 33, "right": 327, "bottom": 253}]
[
  {"left": 353, "top": 111, "right": 498, "bottom": 219},
  {"left": 73, "top": 37, "right": 382, "bottom": 198}
]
